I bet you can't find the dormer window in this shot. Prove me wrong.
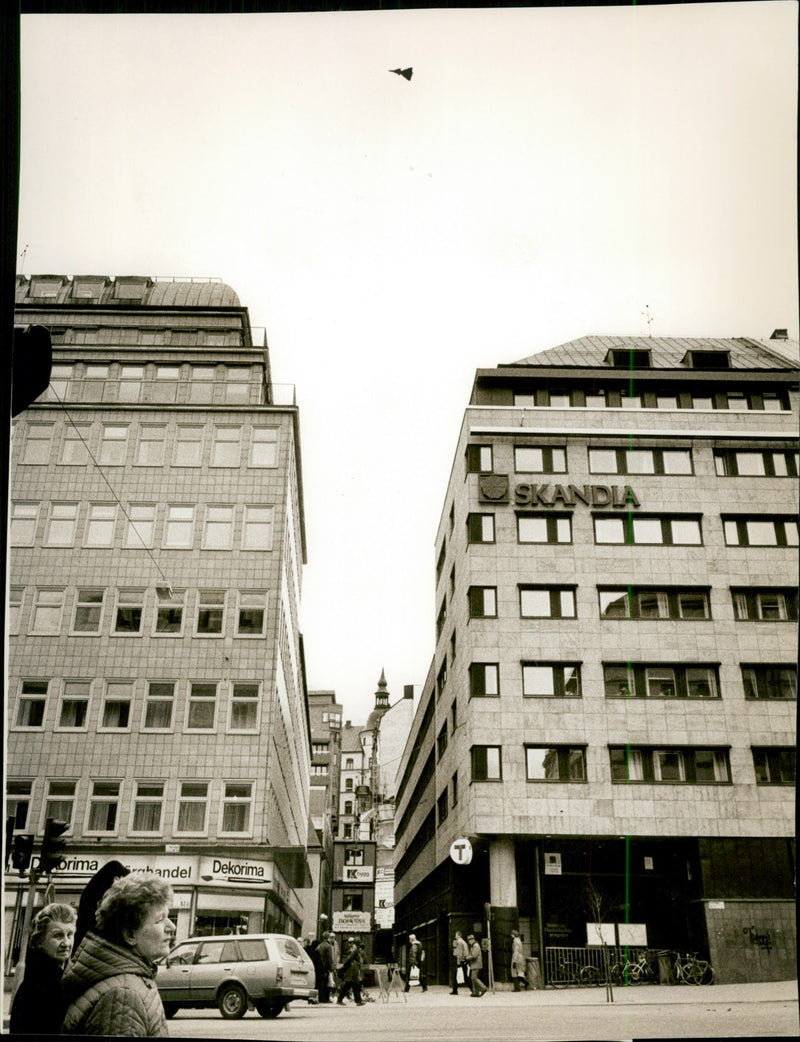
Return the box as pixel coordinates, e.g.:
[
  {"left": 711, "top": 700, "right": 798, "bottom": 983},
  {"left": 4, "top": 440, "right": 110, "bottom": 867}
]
[
  {"left": 606, "top": 348, "right": 652, "bottom": 368},
  {"left": 114, "top": 278, "right": 148, "bottom": 301},
  {"left": 683, "top": 349, "right": 731, "bottom": 369},
  {"left": 30, "top": 277, "right": 63, "bottom": 299},
  {"left": 72, "top": 277, "right": 107, "bottom": 301}
]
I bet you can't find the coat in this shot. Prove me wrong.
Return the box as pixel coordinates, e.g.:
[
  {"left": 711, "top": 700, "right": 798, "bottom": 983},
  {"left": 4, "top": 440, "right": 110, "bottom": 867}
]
[
  {"left": 511, "top": 935, "right": 526, "bottom": 976},
  {"left": 61, "top": 930, "right": 168, "bottom": 1036},
  {"left": 317, "top": 938, "right": 334, "bottom": 972},
  {"left": 452, "top": 936, "right": 469, "bottom": 962},
  {"left": 339, "top": 946, "right": 363, "bottom": 983},
  {"left": 467, "top": 940, "right": 483, "bottom": 972},
  {"left": 9, "top": 945, "right": 70, "bottom": 1035}
]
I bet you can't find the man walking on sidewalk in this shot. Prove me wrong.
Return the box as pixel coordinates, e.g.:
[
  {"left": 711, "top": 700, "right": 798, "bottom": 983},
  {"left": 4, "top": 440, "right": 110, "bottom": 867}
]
[
  {"left": 450, "top": 930, "right": 469, "bottom": 994},
  {"left": 466, "top": 934, "right": 487, "bottom": 997}
]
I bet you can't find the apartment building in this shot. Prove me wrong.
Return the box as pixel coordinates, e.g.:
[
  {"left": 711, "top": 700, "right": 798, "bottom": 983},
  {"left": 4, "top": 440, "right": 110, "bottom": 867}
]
[
  {"left": 393, "top": 332, "right": 797, "bottom": 985},
  {"left": 6, "top": 275, "right": 311, "bottom": 958}
]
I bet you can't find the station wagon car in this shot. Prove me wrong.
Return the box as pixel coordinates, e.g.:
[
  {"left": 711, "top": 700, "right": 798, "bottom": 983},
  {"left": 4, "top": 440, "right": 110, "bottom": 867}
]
[{"left": 157, "top": 933, "right": 318, "bottom": 1018}]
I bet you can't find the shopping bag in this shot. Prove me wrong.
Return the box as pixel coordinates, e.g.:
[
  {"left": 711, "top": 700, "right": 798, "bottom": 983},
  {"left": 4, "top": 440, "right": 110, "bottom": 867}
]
[
  {"left": 409, "top": 966, "right": 420, "bottom": 984},
  {"left": 456, "top": 966, "right": 465, "bottom": 985},
  {"left": 328, "top": 971, "right": 336, "bottom": 988}
]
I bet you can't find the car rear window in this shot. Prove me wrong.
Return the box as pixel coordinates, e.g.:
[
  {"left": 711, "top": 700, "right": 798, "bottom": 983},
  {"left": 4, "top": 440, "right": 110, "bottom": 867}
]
[
  {"left": 238, "top": 939, "right": 268, "bottom": 961},
  {"left": 276, "top": 937, "right": 304, "bottom": 959}
]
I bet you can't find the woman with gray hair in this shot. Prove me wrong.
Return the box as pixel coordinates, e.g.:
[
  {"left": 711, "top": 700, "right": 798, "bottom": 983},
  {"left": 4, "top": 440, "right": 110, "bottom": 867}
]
[
  {"left": 10, "top": 902, "right": 77, "bottom": 1034},
  {"left": 61, "top": 872, "right": 175, "bottom": 1036}
]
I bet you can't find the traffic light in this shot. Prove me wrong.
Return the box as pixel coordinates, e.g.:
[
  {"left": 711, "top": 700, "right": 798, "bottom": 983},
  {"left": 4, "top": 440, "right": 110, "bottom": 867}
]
[
  {"left": 5, "top": 816, "right": 14, "bottom": 871},
  {"left": 11, "top": 834, "right": 34, "bottom": 874},
  {"left": 40, "top": 818, "right": 68, "bottom": 874}
]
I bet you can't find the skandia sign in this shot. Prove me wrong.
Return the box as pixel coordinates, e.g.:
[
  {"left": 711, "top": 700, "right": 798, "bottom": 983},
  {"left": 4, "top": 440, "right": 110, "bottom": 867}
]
[{"left": 479, "top": 474, "right": 640, "bottom": 509}]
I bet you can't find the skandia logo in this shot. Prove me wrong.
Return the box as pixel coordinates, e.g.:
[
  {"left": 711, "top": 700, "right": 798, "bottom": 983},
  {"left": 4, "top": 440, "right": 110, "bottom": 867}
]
[{"left": 212, "top": 859, "right": 265, "bottom": 877}]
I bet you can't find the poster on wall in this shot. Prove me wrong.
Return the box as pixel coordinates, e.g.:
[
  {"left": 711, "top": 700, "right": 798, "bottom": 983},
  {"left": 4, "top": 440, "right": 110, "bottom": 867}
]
[
  {"left": 585, "top": 922, "right": 616, "bottom": 946},
  {"left": 617, "top": 923, "right": 648, "bottom": 947}
]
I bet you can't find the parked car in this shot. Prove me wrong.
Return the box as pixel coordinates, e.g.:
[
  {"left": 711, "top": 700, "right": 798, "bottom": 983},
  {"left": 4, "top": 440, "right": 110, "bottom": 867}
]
[{"left": 156, "top": 933, "right": 318, "bottom": 1019}]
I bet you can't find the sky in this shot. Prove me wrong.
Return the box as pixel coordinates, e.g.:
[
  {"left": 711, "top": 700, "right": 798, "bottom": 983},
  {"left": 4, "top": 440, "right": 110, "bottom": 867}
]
[{"left": 17, "top": 3, "right": 798, "bottom": 724}]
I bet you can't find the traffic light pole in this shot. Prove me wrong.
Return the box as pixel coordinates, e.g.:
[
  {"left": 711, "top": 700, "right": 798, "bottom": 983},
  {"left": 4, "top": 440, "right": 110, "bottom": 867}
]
[{"left": 10, "top": 867, "right": 41, "bottom": 1006}]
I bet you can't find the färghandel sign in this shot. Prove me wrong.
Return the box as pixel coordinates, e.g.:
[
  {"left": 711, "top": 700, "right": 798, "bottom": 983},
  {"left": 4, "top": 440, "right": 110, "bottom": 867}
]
[{"left": 479, "top": 474, "right": 640, "bottom": 508}]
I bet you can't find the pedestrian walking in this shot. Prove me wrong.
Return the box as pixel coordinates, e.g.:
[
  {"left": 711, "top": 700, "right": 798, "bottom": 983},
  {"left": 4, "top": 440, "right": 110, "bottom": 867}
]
[
  {"left": 10, "top": 902, "right": 77, "bottom": 1035},
  {"left": 511, "top": 929, "right": 527, "bottom": 991},
  {"left": 450, "top": 929, "right": 470, "bottom": 994},
  {"left": 329, "top": 931, "right": 340, "bottom": 978},
  {"left": 304, "top": 936, "right": 323, "bottom": 1000},
  {"left": 336, "top": 937, "right": 365, "bottom": 1005},
  {"left": 466, "top": 933, "right": 487, "bottom": 997},
  {"left": 61, "top": 872, "right": 175, "bottom": 1035},
  {"left": 317, "top": 931, "right": 335, "bottom": 1003},
  {"left": 403, "top": 933, "right": 427, "bottom": 992}
]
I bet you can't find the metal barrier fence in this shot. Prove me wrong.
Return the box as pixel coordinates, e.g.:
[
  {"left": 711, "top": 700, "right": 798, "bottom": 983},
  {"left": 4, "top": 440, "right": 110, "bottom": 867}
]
[{"left": 544, "top": 946, "right": 654, "bottom": 986}]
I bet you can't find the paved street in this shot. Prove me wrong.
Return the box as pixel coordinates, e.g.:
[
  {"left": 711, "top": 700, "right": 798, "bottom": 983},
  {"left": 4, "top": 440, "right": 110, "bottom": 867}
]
[{"left": 144, "top": 981, "right": 798, "bottom": 1040}]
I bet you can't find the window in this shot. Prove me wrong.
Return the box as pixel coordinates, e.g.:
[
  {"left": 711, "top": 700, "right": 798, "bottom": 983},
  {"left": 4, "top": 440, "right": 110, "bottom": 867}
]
[
  {"left": 211, "top": 426, "right": 242, "bottom": 466},
  {"left": 59, "top": 423, "right": 91, "bottom": 464},
  {"left": 732, "top": 588, "right": 798, "bottom": 621},
  {"left": 344, "top": 800, "right": 353, "bottom": 814},
  {"left": 437, "top": 724, "right": 448, "bottom": 760},
  {"left": 437, "top": 789, "right": 449, "bottom": 824},
  {"left": 520, "top": 586, "right": 576, "bottom": 618},
  {"left": 517, "top": 514, "right": 572, "bottom": 543},
  {"left": 436, "top": 600, "right": 448, "bottom": 637},
  {"left": 598, "top": 587, "right": 710, "bottom": 620},
  {"left": 608, "top": 348, "right": 652, "bottom": 368},
  {"left": 752, "top": 748, "right": 796, "bottom": 786},
  {"left": 468, "top": 586, "right": 497, "bottom": 618},
  {"left": 154, "top": 589, "right": 185, "bottom": 635},
  {"left": 174, "top": 426, "right": 203, "bottom": 466},
  {"left": 242, "top": 506, "right": 274, "bottom": 550},
  {"left": 118, "top": 365, "right": 144, "bottom": 403},
  {"left": 44, "top": 781, "right": 76, "bottom": 828},
  {"left": 152, "top": 365, "right": 180, "bottom": 403},
  {"left": 186, "top": 683, "right": 217, "bottom": 730},
  {"left": 48, "top": 364, "right": 73, "bottom": 400},
  {"left": 131, "top": 782, "right": 165, "bottom": 833},
  {"left": 343, "top": 892, "right": 363, "bottom": 911},
  {"left": 345, "top": 778, "right": 354, "bottom": 791},
  {"left": 125, "top": 504, "right": 156, "bottom": 548},
  {"left": 229, "top": 684, "right": 259, "bottom": 731},
  {"left": 16, "top": 680, "right": 48, "bottom": 728},
  {"left": 114, "top": 588, "right": 145, "bottom": 633},
  {"left": 522, "top": 663, "right": 581, "bottom": 698},
  {"left": 21, "top": 423, "right": 54, "bottom": 464},
  {"left": 471, "top": 745, "right": 502, "bottom": 781},
  {"left": 9, "top": 587, "right": 24, "bottom": 635},
  {"left": 86, "top": 781, "right": 120, "bottom": 832},
  {"left": 143, "top": 683, "right": 175, "bottom": 730},
  {"left": 514, "top": 446, "right": 567, "bottom": 473},
  {"left": 467, "top": 513, "right": 495, "bottom": 543},
  {"left": 619, "top": 390, "right": 641, "bottom": 409},
  {"left": 99, "top": 424, "right": 128, "bottom": 465},
  {"left": 467, "top": 444, "right": 494, "bottom": 473},
  {"left": 85, "top": 504, "right": 116, "bottom": 547},
  {"left": 741, "top": 666, "right": 796, "bottom": 701},
  {"left": 176, "top": 782, "right": 209, "bottom": 834},
  {"left": 224, "top": 368, "right": 251, "bottom": 403},
  {"left": 68, "top": 589, "right": 104, "bottom": 638},
  {"left": 311, "top": 764, "right": 328, "bottom": 776},
  {"left": 714, "top": 449, "right": 798, "bottom": 477},
  {"left": 220, "top": 783, "right": 253, "bottom": 833},
  {"left": 45, "top": 503, "right": 79, "bottom": 546},
  {"left": 437, "top": 659, "right": 448, "bottom": 695},
  {"left": 345, "top": 847, "right": 364, "bottom": 866},
  {"left": 100, "top": 682, "right": 132, "bottom": 730},
  {"left": 236, "top": 591, "right": 266, "bottom": 636},
  {"left": 594, "top": 514, "right": 702, "bottom": 545},
  {"left": 189, "top": 366, "right": 216, "bottom": 403},
  {"left": 164, "top": 505, "right": 195, "bottom": 548},
  {"left": 30, "top": 588, "right": 64, "bottom": 634},
  {"left": 250, "top": 428, "right": 279, "bottom": 466},
  {"left": 135, "top": 425, "right": 166, "bottom": 466},
  {"left": 526, "top": 746, "right": 586, "bottom": 781},
  {"left": 610, "top": 746, "right": 730, "bottom": 783},
  {"left": 436, "top": 540, "right": 447, "bottom": 583},
  {"left": 685, "top": 349, "right": 730, "bottom": 369},
  {"left": 10, "top": 502, "right": 39, "bottom": 545},
  {"left": 588, "top": 447, "right": 693, "bottom": 475},
  {"left": 312, "top": 742, "right": 329, "bottom": 756},
  {"left": 469, "top": 663, "right": 499, "bottom": 697},
  {"left": 7, "top": 780, "right": 33, "bottom": 831},
  {"left": 603, "top": 663, "right": 718, "bottom": 699},
  {"left": 723, "top": 517, "right": 799, "bottom": 547},
  {"left": 203, "top": 506, "right": 234, "bottom": 549},
  {"left": 196, "top": 590, "right": 225, "bottom": 635},
  {"left": 57, "top": 679, "right": 90, "bottom": 729},
  {"left": 452, "top": 770, "right": 458, "bottom": 806}
]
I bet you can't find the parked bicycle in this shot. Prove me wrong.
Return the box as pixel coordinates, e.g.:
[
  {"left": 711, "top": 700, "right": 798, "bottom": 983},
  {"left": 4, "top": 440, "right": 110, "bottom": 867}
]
[
  {"left": 549, "top": 959, "right": 598, "bottom": 988},
  {"left": 673, "top": 951, "right": 714, "bottom": 985},
  {"left": 608, "top": 950, "right": 657, "bottom": 985}
]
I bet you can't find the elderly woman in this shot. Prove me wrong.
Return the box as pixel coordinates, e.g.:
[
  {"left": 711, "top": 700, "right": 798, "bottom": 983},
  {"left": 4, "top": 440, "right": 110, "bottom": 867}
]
[
  {"left": 61, "top": 872, "right": 175, "bottom": 1036},
  {"left": 10, "top": 902, "right": 77, "bottom": 1034}
]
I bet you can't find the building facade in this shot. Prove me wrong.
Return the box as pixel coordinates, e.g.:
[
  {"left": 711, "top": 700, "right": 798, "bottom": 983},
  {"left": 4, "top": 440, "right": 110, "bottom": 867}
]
[
  {"left": 394, "top": 333, "right": 797, "bottom": 986},
  {"left": 305, "top": 690, "right": 343, "bottom": 936},
  {"left": 6, "top": 275, "right": 311, "bottom": 960}
]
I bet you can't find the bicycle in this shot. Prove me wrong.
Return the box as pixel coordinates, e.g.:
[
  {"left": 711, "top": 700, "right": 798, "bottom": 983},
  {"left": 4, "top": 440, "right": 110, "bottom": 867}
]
[
  {"left": 673, "top": 951, "right": 714, "bottom": 985},
  {"left": 609, "top": 950, "right": 657, "bottom": 985},
  {"left": 549, "top": 958, "right": 585, "bottom": 988}
]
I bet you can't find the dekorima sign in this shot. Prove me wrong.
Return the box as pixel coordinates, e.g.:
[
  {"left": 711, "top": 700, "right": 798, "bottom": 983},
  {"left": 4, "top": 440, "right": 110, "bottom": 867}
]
[
  {"left": 341, "top": 866, "right": 374, "bottom": 883},
  {"left": 199, "top": 856, "right": 272, "bottom": 887}
]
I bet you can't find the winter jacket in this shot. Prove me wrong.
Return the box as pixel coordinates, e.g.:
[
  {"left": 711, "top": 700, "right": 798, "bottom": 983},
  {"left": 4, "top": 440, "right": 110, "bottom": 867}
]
[
  {"left": 452, "top": 936, "right": 469, "bottom": 963},
  {"left": 9, "top": 945, "right": 70, "bottom": 1035},
  {"left": 467, "top": 940, "right": 483, "bottom": 972},
  {"left": 511, "top": 935, "right": 526, "bottom": 975},
  {"left": 61, "top": 930, "right": 167, "bottom": 1036},
  {"left": 317, "top": 938, "right": 334, "bottom": 972},
  {"left": 339, "top": 946, "right": 364, "bottom": 983}
]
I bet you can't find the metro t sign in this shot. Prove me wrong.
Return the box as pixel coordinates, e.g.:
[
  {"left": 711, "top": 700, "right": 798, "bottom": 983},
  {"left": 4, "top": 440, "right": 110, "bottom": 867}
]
[{"left": 450, "top": 838, "right": 473, "bottom": 865}]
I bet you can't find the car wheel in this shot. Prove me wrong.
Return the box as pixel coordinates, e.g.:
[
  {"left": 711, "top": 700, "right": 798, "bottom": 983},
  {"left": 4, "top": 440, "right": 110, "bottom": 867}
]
[
  {"left": 218, "top": 983, "right": 248, "bottom": 1019},
  {"left": 162, "top": 1003, "right": 179, "bottom": 1019},
  {"left": 255, "top": 1000, "right": 284, "bottom": 1018}
]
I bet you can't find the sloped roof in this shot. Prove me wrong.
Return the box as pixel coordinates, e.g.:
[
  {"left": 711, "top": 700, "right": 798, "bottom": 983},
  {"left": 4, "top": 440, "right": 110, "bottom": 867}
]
[
  {"left": 15, "top": 275, "right": 240, "bottom": 308},
  {"left": 147, "top": 280, "right": 240, "bottom": 307},
  {"left": 341, "top": 725, "right": 365, "bottom": 754},
  {"left": 510, "top": 335, "right": 798, "bottom": 371}
]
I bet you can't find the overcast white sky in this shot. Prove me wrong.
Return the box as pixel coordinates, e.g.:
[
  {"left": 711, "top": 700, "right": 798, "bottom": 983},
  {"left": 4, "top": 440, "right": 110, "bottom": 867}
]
[{"left": 18, "top": 3, "right": 798, "bottom": 723}]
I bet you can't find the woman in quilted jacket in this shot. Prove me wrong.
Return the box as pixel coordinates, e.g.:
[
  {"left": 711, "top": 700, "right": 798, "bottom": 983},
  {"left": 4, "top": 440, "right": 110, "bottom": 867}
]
[{"left": 61, "top": 872, "right": 175, "bottom": 1036}]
